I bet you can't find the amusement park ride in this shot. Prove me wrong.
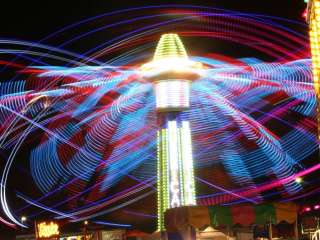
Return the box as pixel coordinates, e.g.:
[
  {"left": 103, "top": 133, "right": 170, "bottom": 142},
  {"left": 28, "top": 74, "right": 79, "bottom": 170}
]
[
  {"left": 141, "top": 33, "right": 202, "bottom": 231},
  {"left": 0, "top": 1, "right": 320, "bottom": 239}
]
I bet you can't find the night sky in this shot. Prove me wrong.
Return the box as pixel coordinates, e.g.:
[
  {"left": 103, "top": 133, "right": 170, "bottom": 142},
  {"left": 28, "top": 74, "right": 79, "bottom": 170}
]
[{"left": 1, "top": 0, "right": 306, "bottom": 41}]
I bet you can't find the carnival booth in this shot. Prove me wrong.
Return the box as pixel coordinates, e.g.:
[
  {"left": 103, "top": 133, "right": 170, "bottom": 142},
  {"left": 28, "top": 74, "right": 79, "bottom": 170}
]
[
  {"left": 300, "top": 205, "right": 320, "bottom": 240},
  {"left": 164, "top": 202, "right": 298, "bottom": 240}
]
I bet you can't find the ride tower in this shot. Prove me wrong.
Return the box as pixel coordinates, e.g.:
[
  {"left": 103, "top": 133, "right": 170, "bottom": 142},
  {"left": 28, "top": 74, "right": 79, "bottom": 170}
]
[{"left": 141, "top": 33, "right": 202, "bottom": 231}]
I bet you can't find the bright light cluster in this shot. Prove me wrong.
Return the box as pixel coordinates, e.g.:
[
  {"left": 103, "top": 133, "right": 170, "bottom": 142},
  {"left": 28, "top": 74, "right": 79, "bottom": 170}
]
[
  {"left": 168, "top": 121, "right": 181, "bottom": 208},
  {"left": 149, "top": 34, "right": 197, "bottom": 231},
  {"left": 37, "top": 221, "right": 59, "bottom": 238},
  {"left": 140, "top": 57, "right": 203, "bottom": 79},
  {"left": 154, "top": 33, "right": 188, "bottom": 61},
  {"left": 181, "top": 121, "right": 196, "bottom": 206},
  {"left": 157, "top": 120, "right": 196, "bottom": 231},
  {"left": 154, "top": 80, "right": 191, "bottom": 110},
  {"left": 301, "top": 204, "right": 320, "bottom": 213},
  {"left": 157, "top": 129, "right": 169, "bottom": 231},
  {"left": 140, "top": 33, "right": 202, "bottom": 81}
]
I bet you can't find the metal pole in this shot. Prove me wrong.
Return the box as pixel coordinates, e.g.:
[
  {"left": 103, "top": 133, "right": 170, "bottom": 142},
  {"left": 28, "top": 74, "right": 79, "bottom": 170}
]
[
  {"left": 294, "top": 220, "right": 299, "bottom": 240},
  {"left": 84, "top": 225, "right": 87, "bottom": 240},
  {"left": 268, "top": 217, "right": 272, "bottom": 240}
]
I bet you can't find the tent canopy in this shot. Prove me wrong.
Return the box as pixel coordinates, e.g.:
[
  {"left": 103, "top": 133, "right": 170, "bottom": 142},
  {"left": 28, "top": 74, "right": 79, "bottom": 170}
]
[{"left": 165, "top": 202, "right": 298, "bottom": 231}]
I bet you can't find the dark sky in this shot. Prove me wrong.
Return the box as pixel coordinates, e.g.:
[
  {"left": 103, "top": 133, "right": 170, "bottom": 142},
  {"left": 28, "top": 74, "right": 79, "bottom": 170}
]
[{"left": 1, "top": 0, "right": 307, "bottom": 41}]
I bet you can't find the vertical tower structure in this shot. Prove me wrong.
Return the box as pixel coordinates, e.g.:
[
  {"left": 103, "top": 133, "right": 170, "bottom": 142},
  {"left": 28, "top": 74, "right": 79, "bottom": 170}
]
[
  {"left": 141, "top": 34, "right": 202, "bottom": 231},
  {"left": 307, "top": 0, "right": 320, "bottom": 138}
]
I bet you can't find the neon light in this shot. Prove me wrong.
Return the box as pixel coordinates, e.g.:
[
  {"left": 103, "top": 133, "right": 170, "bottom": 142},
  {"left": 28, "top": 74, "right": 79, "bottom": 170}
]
[
  {"left": 150, "top": 34, "right": 199, "bottom": 230},
  {"left": 93, "top": 221, "right": 131, "bottom": 228},
  {"left": 156, "top": 120, "right": 196, "bottom": 230},
  {"left": 37, "top": 222, "right": 59, "bottom": 238},
  {"left": 168, "top": 120, "right": 181, "bottom": 208},
  {"left": 181, "top": 121, "right": 196, "bottom": 206},
  {"left": 154, "top": 33, "right": 188, "bottom": 61},
  {"left": 154, "top": 80, "right": 190, "bottom": 110},
  {"left": 140, "top": 33, "right": 203, "bottom": 83}
]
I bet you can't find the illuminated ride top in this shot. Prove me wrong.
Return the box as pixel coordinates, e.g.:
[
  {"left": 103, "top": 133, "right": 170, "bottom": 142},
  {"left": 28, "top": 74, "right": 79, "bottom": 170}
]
[{"left": 141, "top": 33, "right": 202, "bottom": 231}]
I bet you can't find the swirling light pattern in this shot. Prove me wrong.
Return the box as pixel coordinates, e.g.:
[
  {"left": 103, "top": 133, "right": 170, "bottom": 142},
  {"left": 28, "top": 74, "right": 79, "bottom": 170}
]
[{"left": 0, "top": 5, "right": 318, "bottom": 229}]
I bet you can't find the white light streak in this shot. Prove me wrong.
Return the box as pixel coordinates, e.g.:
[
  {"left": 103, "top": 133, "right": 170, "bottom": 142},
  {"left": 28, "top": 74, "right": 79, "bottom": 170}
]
[
  {"left": 168, "top": 121, "right": 181, "bottom": 207},
  {"left": 181, "top": 121, "right": 196, "bottom": 205}
]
